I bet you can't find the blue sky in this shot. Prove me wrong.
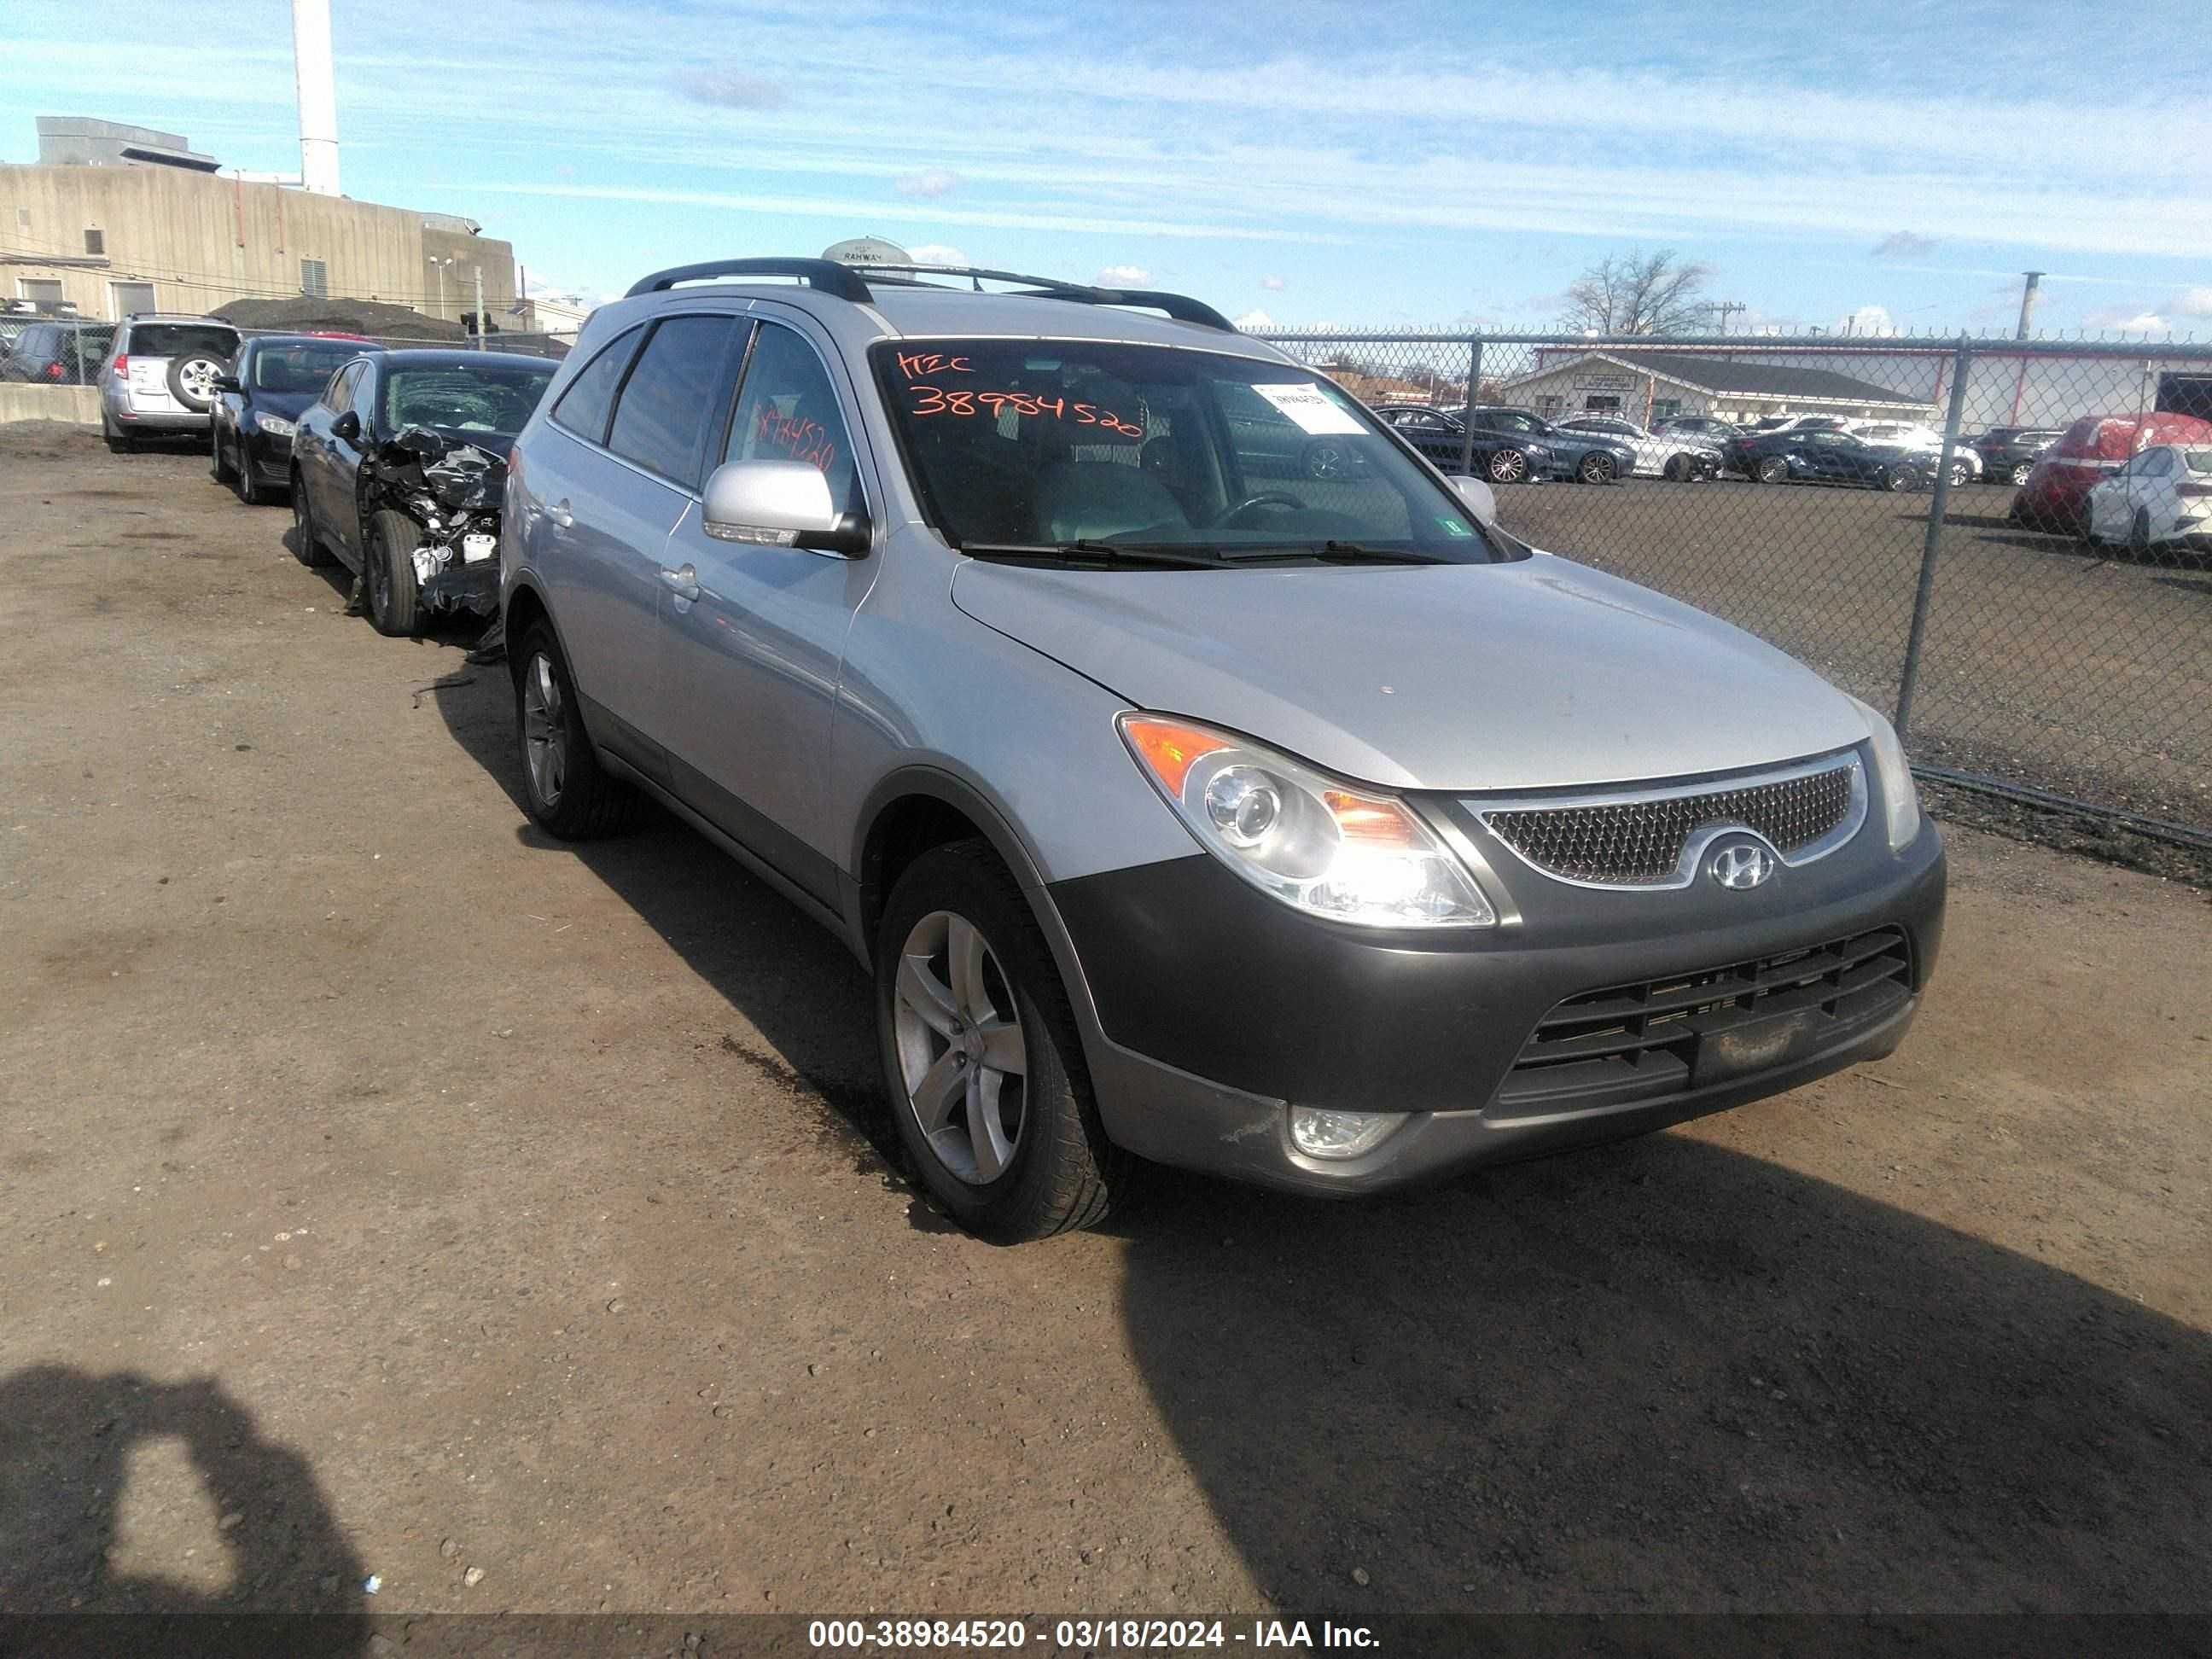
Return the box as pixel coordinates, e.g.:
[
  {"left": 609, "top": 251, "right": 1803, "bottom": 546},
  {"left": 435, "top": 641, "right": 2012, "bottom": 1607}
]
[{"left": 4, "top": 0, "right": 2209, "bottom": 337}]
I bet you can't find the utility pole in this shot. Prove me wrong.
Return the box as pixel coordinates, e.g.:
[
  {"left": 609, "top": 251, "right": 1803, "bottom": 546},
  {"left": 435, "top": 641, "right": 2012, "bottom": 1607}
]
[
  {"left": 2014, "top": 271, "right": 2044, "bottom": 340},
  {"left": 473, "top": 265, "right": 486, "bottom": 350},
  {"left": 1708, "top": 300, "right": 1746, "bottom": 335}
]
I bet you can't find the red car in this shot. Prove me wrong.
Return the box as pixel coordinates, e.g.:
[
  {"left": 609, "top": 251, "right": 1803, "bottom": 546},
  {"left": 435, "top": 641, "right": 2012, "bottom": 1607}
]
[{"left": 2011, "top": 411, "right": 2212, "bottom": 535}]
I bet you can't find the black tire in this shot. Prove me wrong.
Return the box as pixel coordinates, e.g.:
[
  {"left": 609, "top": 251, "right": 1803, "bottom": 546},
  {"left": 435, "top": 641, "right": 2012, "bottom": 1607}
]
[
  {"left": 1755, "top": 455, "right": 1790, "bottom": 484},
  {"left": 210, "top": 428, "right": 234, "bottom": 483},
  {"left": 290, "top": 474, "right": 333, "bottom": 566},
  {"left": 166, "top": 353, "right": 223, "bottom": 413},
  {"left": 1486, "top": 447, "right": 1527, "bottom": 484},
  {"left": 1662, "top": 454, "right": 1688, "bottom": 482},
  {"left": 233, "top": 439, "right": 264, "bottom": 506},
  {"left": 875, "top": 841, "right": 1126, "bottom": 1242},
  {"left": 510, "top": 619, "right": 643, "bottom": 840},
  {"left": 365, "top": 509, "right": 421, "bottom": 637},
  {"left": 2130, "top": 510, "right": 2153, "bottom": 556},
  {"left": 102, "top": 415, "right": 135, "bottom": 455}
]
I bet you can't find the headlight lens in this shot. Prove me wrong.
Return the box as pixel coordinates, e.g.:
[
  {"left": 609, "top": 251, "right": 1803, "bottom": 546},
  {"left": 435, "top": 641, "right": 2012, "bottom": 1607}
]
[
  {"left": 1120, "top": 714, "right": 1496, "bottom": 928},
  {"left": 255, "top": 414, "right": 295, "bottom": 437},
  {"left": 1847, "top": 695, "right": 1920, "bottom": 852}
]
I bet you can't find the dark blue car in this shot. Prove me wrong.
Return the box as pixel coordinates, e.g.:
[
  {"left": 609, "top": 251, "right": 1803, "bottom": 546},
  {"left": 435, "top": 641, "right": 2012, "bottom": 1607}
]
[
  {"left": 1456, "top": 406, "right": 1640, "bottom": 484},
  {"left": 210, "top": 334, "right": 385, "bottom": 504}
]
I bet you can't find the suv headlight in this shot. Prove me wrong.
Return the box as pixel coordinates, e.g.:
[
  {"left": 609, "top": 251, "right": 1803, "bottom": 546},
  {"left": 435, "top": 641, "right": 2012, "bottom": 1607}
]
[
  {"left": 1846, "top": 696, "right": 1921, "bottom": 852},
  {"left": 1120, "top": 714, "right": 1496, "bottom": 928}
]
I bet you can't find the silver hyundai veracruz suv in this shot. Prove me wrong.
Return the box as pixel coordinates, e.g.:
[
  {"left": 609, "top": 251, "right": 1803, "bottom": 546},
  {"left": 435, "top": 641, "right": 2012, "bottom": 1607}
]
[{"left": 501, "top": 259, "right": 1944, "bottom": 1241}]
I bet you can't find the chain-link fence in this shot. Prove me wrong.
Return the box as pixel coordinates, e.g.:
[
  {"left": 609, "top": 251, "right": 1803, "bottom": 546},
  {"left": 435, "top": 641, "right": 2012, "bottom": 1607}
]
[{"left": 1259, "top": 329, "right": 2212, "bottom": 847}]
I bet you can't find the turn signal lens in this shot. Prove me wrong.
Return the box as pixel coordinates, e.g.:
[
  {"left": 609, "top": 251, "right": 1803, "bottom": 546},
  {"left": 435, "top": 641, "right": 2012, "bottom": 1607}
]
[{"left": 1119, "top": 713, "right": 1495, "bottom": 928}]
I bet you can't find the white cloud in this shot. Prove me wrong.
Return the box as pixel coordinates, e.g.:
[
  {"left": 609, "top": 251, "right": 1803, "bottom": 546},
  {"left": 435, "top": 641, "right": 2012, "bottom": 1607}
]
[
  {"left": 906, "top": 242, "right": 969, "bottom": 268},
  {"left": 1097, "top": 264, "right": 1150, "bottom": 286},
  {"left": 1232, "top": 308, "right": 1275, "bottom": 331},
  {"left": 2172, "top": 287, "right": 2212, "bottom": 317},
  {"left": 672, "top": 67, "right": 784, "bottom": 110},
  {"left": 2086, "top": 307, "right": 2169, "bottom": 334},
  {"left": 896, "top": 169, "right": 959, "bottom": 199},
  {"left": 1838, "top": 304, "right": 1895, "bottom": 335},
  {"left": 1262, "top": 275, "right": 1285, "bottom": 290}
]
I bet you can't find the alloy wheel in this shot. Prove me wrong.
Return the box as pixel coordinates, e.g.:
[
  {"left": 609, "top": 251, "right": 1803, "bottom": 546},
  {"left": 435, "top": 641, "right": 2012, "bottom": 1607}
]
[
  {"left": 1488, "top": 449, "right": 1527, "bottom": 484},
  {"left": 892, "top": 909, "right": 1028, "bottom": 1185},
  {"left": 521, "top": 652, "right": 568, "bottom": 809}
]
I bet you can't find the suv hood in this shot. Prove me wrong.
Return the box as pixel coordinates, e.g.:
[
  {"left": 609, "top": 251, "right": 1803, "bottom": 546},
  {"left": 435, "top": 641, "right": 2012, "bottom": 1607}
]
[{"left": 951, "top": 554, "right": 1868, "bottom": 791}]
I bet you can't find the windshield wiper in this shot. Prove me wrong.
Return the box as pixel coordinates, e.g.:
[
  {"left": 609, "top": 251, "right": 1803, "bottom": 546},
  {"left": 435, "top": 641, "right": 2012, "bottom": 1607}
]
[
  {"left": 958, "top": 540, "right": 1230, "bottom": 570},
  {"left": 1224, "top": 540, "right": 1451, "bottom": 566}
]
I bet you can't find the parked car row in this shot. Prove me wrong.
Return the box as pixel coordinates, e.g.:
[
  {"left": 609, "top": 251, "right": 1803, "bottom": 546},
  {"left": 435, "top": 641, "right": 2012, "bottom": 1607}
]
[{"left": 1367, "top": 403, "right": 1714, "bottom": 485}]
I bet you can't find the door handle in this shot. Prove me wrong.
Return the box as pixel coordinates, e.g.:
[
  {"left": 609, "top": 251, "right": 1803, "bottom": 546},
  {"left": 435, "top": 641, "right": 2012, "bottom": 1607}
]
[
  {"left": 659, "top": 562, "right": 700, "bottom": 602},
  {"left": 547, "top": 498, "right": 573, "bottom": 529}
]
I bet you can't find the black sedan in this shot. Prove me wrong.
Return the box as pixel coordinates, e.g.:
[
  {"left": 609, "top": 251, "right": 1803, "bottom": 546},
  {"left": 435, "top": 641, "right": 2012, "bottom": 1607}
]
[
  {"left": 210, "top": 334, "right": 384, "bottom": 504},
  {"left": 291, "top": 349, "right": 557, "bottom": 634},
  {"left": 1731, "top": 428, "right": 1932, "bottom": 491},
  {"left": 1368, "top": 404, "right": 1559, "bottom": 485},
  {"left": 1967, "top": 426, "right": 2064, "bottom": 487},
  {"left": 1456, "top": 405, "right": 1639, "bottom": 484}
]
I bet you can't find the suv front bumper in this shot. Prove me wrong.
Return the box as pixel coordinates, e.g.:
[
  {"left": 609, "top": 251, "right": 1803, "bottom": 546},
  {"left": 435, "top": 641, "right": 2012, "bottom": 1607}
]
[{"left": 1051, "top": 813, "right": 1945, "bottom": 1196}]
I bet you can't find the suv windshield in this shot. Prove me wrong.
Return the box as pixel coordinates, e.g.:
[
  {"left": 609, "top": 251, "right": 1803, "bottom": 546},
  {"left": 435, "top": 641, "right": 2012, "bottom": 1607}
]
[
  {"left": 253, "top": 341, "right": 371, "bottom": 393},
  {"left": 872, "top": 340, "right": 1504, "bottom": 564},
  {"left": 381, "top": 361, "right": 556, "bottom": 440},
  {"left": 126, "top": 323, "right": 238, "bottom": 359}
]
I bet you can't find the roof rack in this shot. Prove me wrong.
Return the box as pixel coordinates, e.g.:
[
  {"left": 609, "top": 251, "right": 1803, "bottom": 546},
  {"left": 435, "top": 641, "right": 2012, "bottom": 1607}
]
[
  {"left": 624, "top": 258, "right": 872, "bottom": 301},
  {"left": 852, "top": 264, "right": 1236, "bottom": 332},
  {"left": 621, "top": 257, "right": 1236, "bottom": 332}
]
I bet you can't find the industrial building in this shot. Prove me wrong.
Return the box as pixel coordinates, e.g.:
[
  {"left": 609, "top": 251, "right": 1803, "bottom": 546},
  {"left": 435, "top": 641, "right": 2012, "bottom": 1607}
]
[{"left": 3, "top": 115, "right": 517, "bottom": 327}]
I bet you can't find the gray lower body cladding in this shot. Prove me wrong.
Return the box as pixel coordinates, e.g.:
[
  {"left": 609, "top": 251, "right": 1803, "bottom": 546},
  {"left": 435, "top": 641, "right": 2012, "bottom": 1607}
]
[{"left": 1048, "top": 817, "right": 1946, "bottom": 1195}]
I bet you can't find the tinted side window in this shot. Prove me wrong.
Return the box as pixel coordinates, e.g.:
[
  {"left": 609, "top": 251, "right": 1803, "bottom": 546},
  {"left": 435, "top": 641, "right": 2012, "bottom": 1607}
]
[
  {"left": 325, "top": 362, "right": 362, "bottom": 413},
  {"left": 608, "top": 316, "right": 742, "bottom": 486},
  {"left": 550, "top": 326, "right": 643, "bottom": 446},
  {"left": 723, "top": 322, "right": 860, "bottom": 512}
]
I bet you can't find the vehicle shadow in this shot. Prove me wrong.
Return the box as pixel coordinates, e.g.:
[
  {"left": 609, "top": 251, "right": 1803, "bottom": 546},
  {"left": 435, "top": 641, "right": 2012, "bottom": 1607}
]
[
  {"left": 0, "top": 1365, "right": 369, "bottom": 1639},
  {"left": 1108, "top": 1142, "right": 2212, "bottom": 1615},
  {"left": 426, "top": 670, "right": 902, "bottom": 1174}
]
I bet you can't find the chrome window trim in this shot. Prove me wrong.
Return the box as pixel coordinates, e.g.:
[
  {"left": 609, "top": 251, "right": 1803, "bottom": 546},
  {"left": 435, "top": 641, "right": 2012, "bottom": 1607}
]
[{"left": 1466, "top": 749, "right": 1869, "bottom": 893}]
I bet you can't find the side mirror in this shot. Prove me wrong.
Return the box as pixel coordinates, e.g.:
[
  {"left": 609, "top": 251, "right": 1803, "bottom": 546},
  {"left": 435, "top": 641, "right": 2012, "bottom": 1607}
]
[
  {"left": 332, "top": 410, "right": 361, "bottom": 443},
  {"left": 1452, "top": 474, "right": 1499, "bottom": 527},
  {"left": 703, "top": 460, "right": 870, "bottom": 558},
  {"left": 214, "top": 374, "right": 242, "bottom": 393}
]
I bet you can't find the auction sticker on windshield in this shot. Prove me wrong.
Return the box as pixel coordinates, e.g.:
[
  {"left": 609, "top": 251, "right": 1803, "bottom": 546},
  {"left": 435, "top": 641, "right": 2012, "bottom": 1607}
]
[{"left": 1253, "top": 381, "right": 1365, "bottom": 435}]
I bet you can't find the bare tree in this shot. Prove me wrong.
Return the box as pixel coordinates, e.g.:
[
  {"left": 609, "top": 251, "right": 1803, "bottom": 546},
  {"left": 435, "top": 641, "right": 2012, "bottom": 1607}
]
[{"left": 1562, "top": 249, "right": 1714, "bottom": 336}]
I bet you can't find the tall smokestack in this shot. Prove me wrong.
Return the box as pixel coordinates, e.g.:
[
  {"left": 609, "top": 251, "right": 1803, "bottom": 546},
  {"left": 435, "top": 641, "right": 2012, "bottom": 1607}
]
[
  {"left": 293, "top": 0, "right": 341, "bottom": 196},
  {"left": 2014, "top": 271, "right": 2043, "bottom": 341}
]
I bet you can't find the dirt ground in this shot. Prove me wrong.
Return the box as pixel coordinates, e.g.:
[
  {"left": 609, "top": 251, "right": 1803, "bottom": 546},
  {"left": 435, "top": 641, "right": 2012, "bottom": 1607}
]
[{"left": 3, "top": 423, "right": 2209, "bottom": 1621}]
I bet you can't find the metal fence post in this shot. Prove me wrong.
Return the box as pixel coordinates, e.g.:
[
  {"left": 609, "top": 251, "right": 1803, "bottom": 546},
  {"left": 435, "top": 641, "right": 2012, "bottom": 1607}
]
[
  {"left": 1458, "top": 336, "right": 1482, "bottom": 477},
  {"left": 1893, "top": 337, "right": 1974, "bottom": 742}
]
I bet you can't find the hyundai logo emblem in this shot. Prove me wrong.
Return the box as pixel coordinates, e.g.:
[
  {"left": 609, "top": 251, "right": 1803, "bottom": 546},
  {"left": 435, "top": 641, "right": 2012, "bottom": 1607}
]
[{"left": 1707, "top": 838, "right": 1777, "bottom": 890}]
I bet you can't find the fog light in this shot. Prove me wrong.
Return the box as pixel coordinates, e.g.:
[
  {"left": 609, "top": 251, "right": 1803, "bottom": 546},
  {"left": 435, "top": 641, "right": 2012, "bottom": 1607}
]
[{"left": 1289, "top": 1106, "right": 1402, "bottom": 1161}]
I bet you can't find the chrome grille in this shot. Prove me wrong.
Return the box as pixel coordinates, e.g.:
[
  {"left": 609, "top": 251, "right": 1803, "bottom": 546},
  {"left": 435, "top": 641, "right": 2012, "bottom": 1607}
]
[{"left": 1480, "top": 756, "right": 1860, "bottom": 888}]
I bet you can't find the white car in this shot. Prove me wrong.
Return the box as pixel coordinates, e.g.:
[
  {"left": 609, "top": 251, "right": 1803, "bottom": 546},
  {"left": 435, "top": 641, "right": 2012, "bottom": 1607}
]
[
  {"left": 1846, "top": 422, "right": 1981, "bottom": 483},
  {"left": 1556, "top": 414, "right": 1724, "bottom": 480},
  {"left": 2084, "top": 443, "right": 2212, "bottom": 551}
]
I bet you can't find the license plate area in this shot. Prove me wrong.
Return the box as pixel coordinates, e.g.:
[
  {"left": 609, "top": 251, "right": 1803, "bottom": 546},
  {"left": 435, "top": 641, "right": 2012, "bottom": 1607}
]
[{"left": 1691, "top": 1005, "right": 1824, "bottom": 1090}]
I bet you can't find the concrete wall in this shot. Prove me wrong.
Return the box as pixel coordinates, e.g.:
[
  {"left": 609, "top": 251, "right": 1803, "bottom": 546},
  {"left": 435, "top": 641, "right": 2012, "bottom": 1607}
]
[
  {"left": 0, "top": 164, "right": 515, "bottom": 324},
  {"left": 0, "top": 384, "right": 100, "bottom": 427}
]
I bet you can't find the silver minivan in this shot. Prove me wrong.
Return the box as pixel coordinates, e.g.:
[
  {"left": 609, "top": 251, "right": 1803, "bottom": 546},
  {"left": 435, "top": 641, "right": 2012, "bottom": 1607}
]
[{"left": 500, "top": 259, "right": 1945, "bottom": 1240}]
